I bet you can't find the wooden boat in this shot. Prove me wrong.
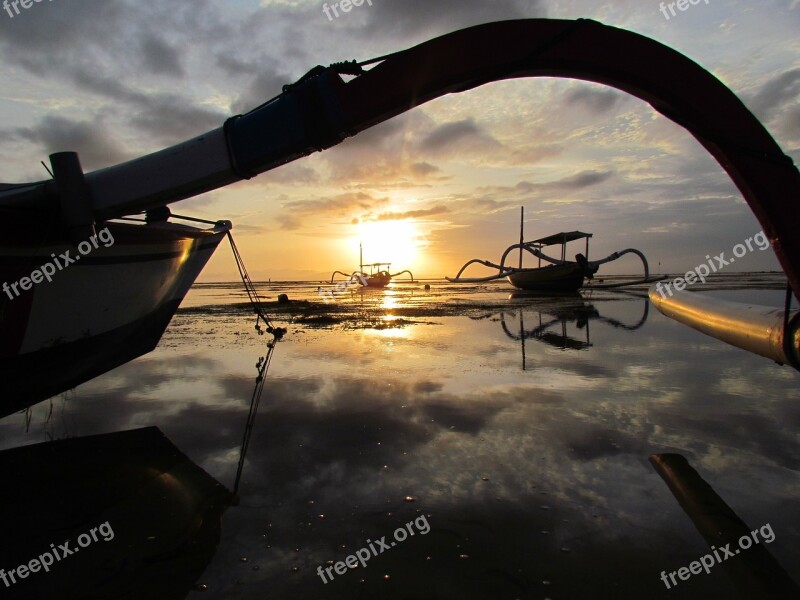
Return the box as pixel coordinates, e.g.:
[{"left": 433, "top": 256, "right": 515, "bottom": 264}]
[
  {"left": 447, "top": 209, "right": 665, "bottom": 291},
  {"left": 330, "top": 243, "right": 413, "bottom": 288},
  {"left": 0, "top": 192, "right": 231, "bottom": 417},
  {"left": 359, "top": 263, "right": 393, "bottom": 287},
  {"left": 507, "top": 263, "right": 586, "bottom": 291},
  {"left": 505, "top": 230, "right": 595, "bottom": 292}
]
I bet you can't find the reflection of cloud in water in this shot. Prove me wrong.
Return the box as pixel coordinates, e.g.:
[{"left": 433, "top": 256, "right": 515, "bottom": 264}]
[{"left": 2, "top": 287, "right": 799, "bottom": 598}]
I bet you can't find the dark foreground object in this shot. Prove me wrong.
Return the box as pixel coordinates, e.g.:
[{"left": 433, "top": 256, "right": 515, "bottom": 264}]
[{"left": 0, "top": 427, "right": 231, "bottom": 599}]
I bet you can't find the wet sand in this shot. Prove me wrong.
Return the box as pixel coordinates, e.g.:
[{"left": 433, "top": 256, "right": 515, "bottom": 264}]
[{"left": 1, "top": 272, "right": 798, "bottom": 599}]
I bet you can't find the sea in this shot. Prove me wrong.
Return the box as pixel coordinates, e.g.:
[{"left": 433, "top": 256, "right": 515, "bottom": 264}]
[{"left": 1, "top": 272, "right": 798, "bottom": 599}]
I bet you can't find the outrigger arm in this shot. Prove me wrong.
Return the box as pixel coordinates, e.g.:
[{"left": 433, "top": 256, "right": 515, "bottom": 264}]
[
  {"left": 447, "top": 244, "right": 663, "bottom": 288},
  {"left": 2, "top": 19, "right": 798, "bottom": 295},
  {"left": 330, "top": 269, "right": 414, "bottom": 284},
  {"left": 389, "top": 270, "right": 414, "bottom": 282}
]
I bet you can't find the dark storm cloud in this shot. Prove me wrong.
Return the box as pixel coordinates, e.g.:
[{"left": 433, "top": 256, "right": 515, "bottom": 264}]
[
  {"left": 566, "top": 88, "right": 626, "bottom": 114},
  {"left": 128, "top": 97, "right": 225, "bottom": 143},
  {"left": 419, "top": 119, "right": 501, "bottom": 153},
  {"left": 363, "top": 0, "right": 546, "bottom": 38},
  {"left": 69, "top": 68, "right": 226, "bottom": 142},
  {"left": 139, "top": 34, "right": 185, "bottom": 77},
  {"left": 546, "top": 170, "right": 615, "bottom": 190},
  {"left": 508, "top": 170, "right": 615, "bottom": 194},
  {"left": 13, "top": 115, "right": 130, "bottom": 170},
  {"left": 746, "top": 67, "right": 800, "bottom": 121},
  {"left": 785, "top": 107, "right": 800, "bottom": 140},
  {"left": 0, "top": 0, "right": 239, "bottom": 146},
  {"left": 227, "top": 66, "right": 293, "bottom": 114}
]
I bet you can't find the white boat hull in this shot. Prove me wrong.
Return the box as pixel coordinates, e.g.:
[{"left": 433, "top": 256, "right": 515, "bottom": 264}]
[{"left": 0, "top": 220, "right": 230, "bottom": 415}]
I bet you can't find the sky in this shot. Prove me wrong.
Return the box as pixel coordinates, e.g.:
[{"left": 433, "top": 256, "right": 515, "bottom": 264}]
[{"left": 0, "top": 0, "right": 798, "bottom": 281}]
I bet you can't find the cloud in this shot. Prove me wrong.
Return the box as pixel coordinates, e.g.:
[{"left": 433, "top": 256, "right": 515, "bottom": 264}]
[
  {"left": 419, "top": 118, "right": 501, "bottom": 154},
  {"left": 507, "top": 170, "right": 615, "bottom": 194},
  {"left": 13, "top": 115, "right": 130, "bottom": 170},
  {"left": 276, "top": 191, "right": 389, "bottom": 230},
  {"left": 565, "top": 88, "right": 626, "bottom": 114},
  {"left": 227, "top": 66, "right": 293, "bottom": 114},
  {"left": 746, "top": 68, "right": 800, "bottom": 121},
  {"left": 409, "top": 162, "right": 441, "bottom": 176},
  {"left": 374, "top": 205, "right": 448, "bottom": 221},
  {"left": 68, "top": 68, "right": 226, "bottom": 144},
  {"left": 363, "top": 0, "right": 545, "bottom": 38},
  {"left": 139, "top": 34, "right": 184, "bottom": 77}
]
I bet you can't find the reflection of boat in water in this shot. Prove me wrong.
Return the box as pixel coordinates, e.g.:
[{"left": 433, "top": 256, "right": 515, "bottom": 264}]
[
  {"left": 0, "top": 427, "right": 231, "bottom": 599},
  {"left": 0, "top": 335, "right": 279, "bottom": 598},
  {"left": 330, "top": 242, "right": 413, "bottom": 288},
  {"left": 498, "top": 295, "right": 649, "bottom": 369},
  {"left": 448, "top": 208, "right": 666, "bottom": 292}
]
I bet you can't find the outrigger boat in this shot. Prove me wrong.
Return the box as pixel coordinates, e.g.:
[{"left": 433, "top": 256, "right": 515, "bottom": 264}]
[
  {"left": 447, "top": 208, "right": 666, "bottom": 292},
  {"left": 1, "top": 18, "right": 799, "bottom": 411},
  {"left": 330, "top": 243, "right": 413, "bottom": 288}
]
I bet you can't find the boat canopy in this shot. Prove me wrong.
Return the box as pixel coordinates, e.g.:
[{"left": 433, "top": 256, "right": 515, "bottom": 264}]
[{"left": 530, "top": 231, "right": 592, "bottom": 246}]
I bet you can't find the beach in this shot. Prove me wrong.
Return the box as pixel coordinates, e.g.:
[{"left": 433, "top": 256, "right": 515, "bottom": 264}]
[{"left": 1, "top": 273, "right": 798, "bottom": 598}]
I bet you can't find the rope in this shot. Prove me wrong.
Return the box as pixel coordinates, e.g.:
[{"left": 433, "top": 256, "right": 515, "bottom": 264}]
[
  {"left": 226, "top": 231, "right": 286, "bottom": 338},
  {"left": 233, "top": 339, "right": 277, "bottom": 496},
  {"left": 226, "top": 229, "right": 286, "bottom": 496}
]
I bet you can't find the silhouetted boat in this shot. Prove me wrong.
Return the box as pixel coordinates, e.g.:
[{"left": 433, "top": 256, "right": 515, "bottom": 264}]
[
  {"left": 447, "top": 208, "right": 665, "bottom": 291},
  {"left": 330, "top": 243, "right": 413, "bottom": 288}
]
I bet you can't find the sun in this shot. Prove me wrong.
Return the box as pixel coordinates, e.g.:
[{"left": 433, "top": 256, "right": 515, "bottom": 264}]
[{"left": 352, "top": 220, "right": 421, "bottom": 269}]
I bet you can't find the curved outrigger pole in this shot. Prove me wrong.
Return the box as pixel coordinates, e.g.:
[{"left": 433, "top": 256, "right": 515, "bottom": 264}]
[
  {"left": 329, "top": 268, "right": 414, "bottom": 286},
  {"left": 390, "top": 269, "right": 414, "bottom": 282},
  {"left": 2, "top": 19, "right": 798, "bottom": 296},
  {"left": 447, "top": 211, "right": 665, "bottom": 290},
  {"left": 447, "top": 244, "right": 661, "bottom": 288},
  {"left": 329, "top": 270, "right": 365, "bottom": 285}
]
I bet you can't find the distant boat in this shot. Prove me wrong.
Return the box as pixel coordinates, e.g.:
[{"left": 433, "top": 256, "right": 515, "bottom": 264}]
[
  {"left": 330, "top": 242, "right": 413, "bottom": 288},
  {"left": 447, "top": 207, "right": 666, "bottom": 292},
  {"left": 357, "top": 263, "right": 393, "bottom": 287}
]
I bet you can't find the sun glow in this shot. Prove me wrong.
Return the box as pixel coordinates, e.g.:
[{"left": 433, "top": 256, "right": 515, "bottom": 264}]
[{"left": 352, "top": 220, "right": 422, "bottom": 270}]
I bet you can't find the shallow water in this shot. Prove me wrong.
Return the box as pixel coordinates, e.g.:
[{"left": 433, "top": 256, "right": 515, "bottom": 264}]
[{"left": 2, "top": 273, "right": 799, "bottom": 599}]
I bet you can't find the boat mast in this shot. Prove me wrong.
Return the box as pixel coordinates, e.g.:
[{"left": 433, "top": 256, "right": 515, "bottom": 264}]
[
  {"left": 519, "top": 206, "right": 524, "bottom": 269},
  {"left": 360, "top": 241, "right": 363, "bottom": 273}
]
